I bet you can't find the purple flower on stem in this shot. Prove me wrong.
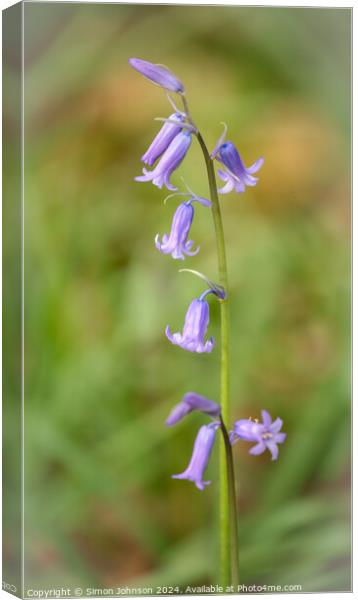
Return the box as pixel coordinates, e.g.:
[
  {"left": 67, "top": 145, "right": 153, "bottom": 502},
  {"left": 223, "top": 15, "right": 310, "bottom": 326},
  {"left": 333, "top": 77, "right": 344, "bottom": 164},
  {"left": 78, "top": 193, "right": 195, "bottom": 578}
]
[
  {"left": 172, "top": 423, "right": 219, "bottom": 490},
  {"left": 166, "top": 293, "right": 214, "bottom": 353},
  {"left": 166, "top": 392, "right": 221, "bottom": 426},
  {"left": 230, "top": 410, "right": 286, "bottom": 461},
  {"left": 129, "top": 58, "right": 184, "bottom": 93},
  {"left": 155, "top": 191, "right": 210, "bottom": 261},
  {"left": 155, "top": 201, "right": 198, "bottom": 260},
  {"left": 215, "top": 141, "right": 264, "bottom": 194},
  {"left": 136, "top": 131, "right": 192, "bottom": 191},
  {"left": 142, "top": 113, "right": 186, "bottom": 166}
]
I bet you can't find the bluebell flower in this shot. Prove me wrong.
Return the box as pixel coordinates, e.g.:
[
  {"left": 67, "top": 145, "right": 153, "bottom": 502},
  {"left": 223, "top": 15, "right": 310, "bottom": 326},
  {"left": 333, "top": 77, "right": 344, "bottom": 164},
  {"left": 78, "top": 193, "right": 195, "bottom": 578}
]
[
  {"left": 142, "top": 113, "right": 186, "bottom": 166},
  {"left": 166, "top": 294, "right": 214, "bottom": 353},
  {"left": 136, "top": 131, "right": 192, "bottom": 191},
  {"left": 172, "top": 423, "right": 219, "bottom": 490},
  {"left": 155, "top": 191, "right": 210, "bottom": 260},
  {"left": 129, "top": 58, "right": 184, "bottom": 93},
  {"left": 166, "top": 392, "right": 221, "bottom": 426},
  {"left": 230, "top": 410, "right": 286, "bottom": 461},
  {"left": 215, "top": 141, "right": 264, "bottom": 194},
  {"left": 155, "top": 201, "right": 197, "bottom": 260}
]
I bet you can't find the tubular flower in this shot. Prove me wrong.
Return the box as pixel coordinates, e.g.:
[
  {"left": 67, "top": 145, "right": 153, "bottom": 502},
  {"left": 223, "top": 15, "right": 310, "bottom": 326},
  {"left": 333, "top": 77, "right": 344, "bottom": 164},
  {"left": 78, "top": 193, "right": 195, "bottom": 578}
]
[
  {"left": 142, "top": 113, "right": 186, "bottom": 166},
  {"left": 136, "top": 131, "right": 192, "bottom": 191},
  {"left": 230, "top": 410, "right": 286, "bottom": 461},
  {"left": 129, "top": 58, "right": 185, "bottom": 93},
  {"left": 172, "top": 423, "right": 219, "bottom": 490},
  {"left": 155, "top": 201, "right": 198, "bottom": 260},
  {"left": 166, "top": 296, "right": 214, "bottom": 353},
  {"left": 215, "top": 141, "right": 264, "bottom": 194},
  {"left": 166, "top": 392, "right": 221, "bottom": 426}
]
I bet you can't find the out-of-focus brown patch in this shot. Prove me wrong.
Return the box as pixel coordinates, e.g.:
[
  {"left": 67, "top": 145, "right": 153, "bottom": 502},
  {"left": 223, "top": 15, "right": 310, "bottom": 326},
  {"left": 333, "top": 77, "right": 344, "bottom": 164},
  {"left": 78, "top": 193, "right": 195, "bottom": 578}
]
[
  {"left": 72, "top": 502, "right": 154, "bottom": 585},
  {"left": 251, "top": 102, "right": 344, "bottom": 214}
]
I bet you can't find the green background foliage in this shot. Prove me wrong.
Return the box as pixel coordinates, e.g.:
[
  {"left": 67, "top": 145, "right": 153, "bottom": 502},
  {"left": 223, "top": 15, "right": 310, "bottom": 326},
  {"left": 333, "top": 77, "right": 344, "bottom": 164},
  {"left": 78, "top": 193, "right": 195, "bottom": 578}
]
[{"left": 5, "top": 3, "right": 351, "bottom": 593}]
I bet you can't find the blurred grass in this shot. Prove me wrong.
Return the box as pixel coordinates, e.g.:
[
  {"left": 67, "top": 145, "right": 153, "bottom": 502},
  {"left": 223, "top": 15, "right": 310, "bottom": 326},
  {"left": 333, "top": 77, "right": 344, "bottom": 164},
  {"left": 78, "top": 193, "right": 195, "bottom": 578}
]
[{"left": 4, "top": 3, "right": 351, "bottom": 593}]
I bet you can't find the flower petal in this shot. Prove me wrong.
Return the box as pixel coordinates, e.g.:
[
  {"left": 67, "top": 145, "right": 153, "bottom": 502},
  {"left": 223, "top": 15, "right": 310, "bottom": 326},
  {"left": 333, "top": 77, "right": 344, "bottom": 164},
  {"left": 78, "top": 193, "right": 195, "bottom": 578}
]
[
  {"left": 246, "top": 156, "right": 264, "bottom": 174},
  {"left": 261, "top": 410, "right": 272, "bottom": 427},
  {"left": 270, "top": 417, "right": 283, "bottom": 433},
  {"left": 249, "top": 442, "right": 266, "bottom": 456},
  {"left": 266, "top": 440, "right": 279, "bottom": 461}
]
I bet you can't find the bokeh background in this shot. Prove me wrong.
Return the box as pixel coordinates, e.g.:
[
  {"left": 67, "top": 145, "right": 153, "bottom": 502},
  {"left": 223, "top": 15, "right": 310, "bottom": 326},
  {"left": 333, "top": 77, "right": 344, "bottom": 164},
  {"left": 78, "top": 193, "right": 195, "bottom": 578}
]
[{"left": 5, "top": 3, "right": 352, "bottom": 594}]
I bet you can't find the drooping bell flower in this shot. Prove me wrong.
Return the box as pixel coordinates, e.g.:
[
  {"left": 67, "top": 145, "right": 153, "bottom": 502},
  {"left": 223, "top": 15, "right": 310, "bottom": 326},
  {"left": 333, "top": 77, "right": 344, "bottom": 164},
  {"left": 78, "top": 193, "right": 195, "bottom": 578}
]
[
  {"left": 172, "top": 423, "right": 219, "bottom": 490},
  {"left": 230, "top": 410, "right": 286, "bottom": 461},
  {"left": 142, "top": 113, "right": 186, "bottom": 166},
  {"left": 155, "top": 201, "right": 197, "bottom": 260},
  {"left": 166, "top": 392, "right": 221, "bottom": 426},
  {"left": 129, "top": 58, "right": 185, "bottom": 93},
  {"left": 136, "top": 131, "right": 192, "bottom": 191},
  {"left": 166, "top": 292, "right": 214, "bottom": 353},
  {"left": 155, "top": 192, "right": 210, "bottom": 260},
  {"left": 215, "top": 141, "right": 264, "bottom": 194}
]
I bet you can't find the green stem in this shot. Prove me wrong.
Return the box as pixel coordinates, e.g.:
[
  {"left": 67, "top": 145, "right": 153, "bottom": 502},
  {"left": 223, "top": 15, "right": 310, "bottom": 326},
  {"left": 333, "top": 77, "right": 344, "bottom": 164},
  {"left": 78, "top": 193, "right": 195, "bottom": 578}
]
[
  {"left": 195, "top": 131, "right": 233, "bottom": 588},
  {"left": 180, "top": 94, "right": 239, "bottom": 587},
  {"left": 220, "top": 417, "right": 239, "bottom": 590}
]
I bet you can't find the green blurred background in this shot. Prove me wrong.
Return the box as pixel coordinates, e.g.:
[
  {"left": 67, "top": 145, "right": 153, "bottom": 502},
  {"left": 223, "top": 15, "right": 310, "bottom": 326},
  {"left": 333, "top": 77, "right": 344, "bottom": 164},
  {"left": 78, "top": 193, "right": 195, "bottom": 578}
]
[{"left": 8, "top": 2, "right": 353, "bottom": 593}]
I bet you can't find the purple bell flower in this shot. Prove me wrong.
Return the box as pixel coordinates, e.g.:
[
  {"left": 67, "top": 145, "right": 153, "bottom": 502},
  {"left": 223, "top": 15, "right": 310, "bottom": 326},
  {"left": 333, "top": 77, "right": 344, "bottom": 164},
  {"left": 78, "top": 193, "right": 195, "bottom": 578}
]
[
  {"left": 230, "top": 410, "right": 286, "bottom": 461},
  {"left": 129, "top": 58, "right": 185, "bottom": 93},
  {"left": 155, "top": 200, "right": 198, "bottom": 260},
  {"left": 216, "top": 141, "right": 264, "bottom": 194},
  {"left": 142, "top": 113, "right": 186, "bottom": 166},
  {"left": 166, "top": 392, "right": 221, "bottom": 426},
  {"left": 136, "top": 131, "right": 192, "bottom": 191},
  {"left": 166, "top": 295, "right": 214, "bottom": 353},
  {"left": 172, "top": 423, "right": 219, "bottom": 490}
]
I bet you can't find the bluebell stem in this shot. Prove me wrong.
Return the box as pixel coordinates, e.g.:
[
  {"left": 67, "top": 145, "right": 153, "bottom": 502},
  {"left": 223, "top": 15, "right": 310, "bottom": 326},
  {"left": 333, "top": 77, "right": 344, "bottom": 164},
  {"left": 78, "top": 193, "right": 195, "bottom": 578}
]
[
  {"left": 166, "top": 392, "right": 221, "bottom": 426},
  {"left": 155, "top": 194, "right": 210, "bottom": 260},
  {"left": 214, "top": 141, "right": 264, "bottom": 194},
  {"left": 230, "top": 410, "right": 286, "bottom": 461},
  {"left": 129, "top": 58, "right": 184, "bottom": 93},
  {"left": 172, "top": 423, "right": 219, "bottom": 490},
  {"left": 166, "top": 291, "right": 215, "bottom": 353},
  {"left": 136, "top": 131, "right": 192, "bottom": 191},
  {"left": 141, "top": 113, "right": 186, "bottom": 166}
]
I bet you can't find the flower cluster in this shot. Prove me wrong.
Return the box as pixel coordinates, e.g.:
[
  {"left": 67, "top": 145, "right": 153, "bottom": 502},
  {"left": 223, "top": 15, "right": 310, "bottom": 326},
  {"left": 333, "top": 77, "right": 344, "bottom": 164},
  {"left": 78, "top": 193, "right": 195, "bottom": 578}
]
[
  {"left": 165, "top": 394, "right": 286, "bottom": 490},
  {"left": 130, "top": 58, "right": 285, "bottom": 490},
  {"left": 130, "top": 57, "right": 264, "bottom": 197}
]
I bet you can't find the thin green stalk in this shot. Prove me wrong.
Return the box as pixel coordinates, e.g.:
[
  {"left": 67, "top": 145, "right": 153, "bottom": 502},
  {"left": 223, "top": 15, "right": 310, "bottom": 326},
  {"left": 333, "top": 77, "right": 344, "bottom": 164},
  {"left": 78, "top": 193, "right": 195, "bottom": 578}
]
[
  {"left": 195, "top": 131, "right": 233, "bottom": 588},
  {"left": 197, "top": 132, "right": 239, "bottom": 589},
  {"left": 180, "top": 94, "right": 239, "bottom": 587},
  {"left": 220, "top": 417, "right": 239, "bottom": 590}
]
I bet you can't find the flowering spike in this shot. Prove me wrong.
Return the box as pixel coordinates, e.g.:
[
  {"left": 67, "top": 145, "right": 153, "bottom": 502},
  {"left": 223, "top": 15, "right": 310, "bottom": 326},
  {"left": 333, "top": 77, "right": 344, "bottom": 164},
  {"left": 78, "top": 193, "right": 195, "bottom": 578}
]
[
  {"left": 230, "top": 410, "right": 286, "bottom": 461},
  {"left": 136, "top": 131, "right": 192, "bottom": 191},
  {"left": 172, "top": 423, "right": 219, "bottom": 490},
  {"left": 155, "top": 201, "right": 199, "bottom": 260},
  {"left": 142, "top": 113, "right": 186, "bottom": 166},
  {"left": 166, "top": 297, "right": 214, "bottom": 353},
  {"left": 215, "top": 141, "right": 264, "bottom": 194},
  {"left": 129, "top": 58, "right": 185, "bottom": 93},
  {"left": 166, "top": 392, "right": 221, "bottom": 426}
]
